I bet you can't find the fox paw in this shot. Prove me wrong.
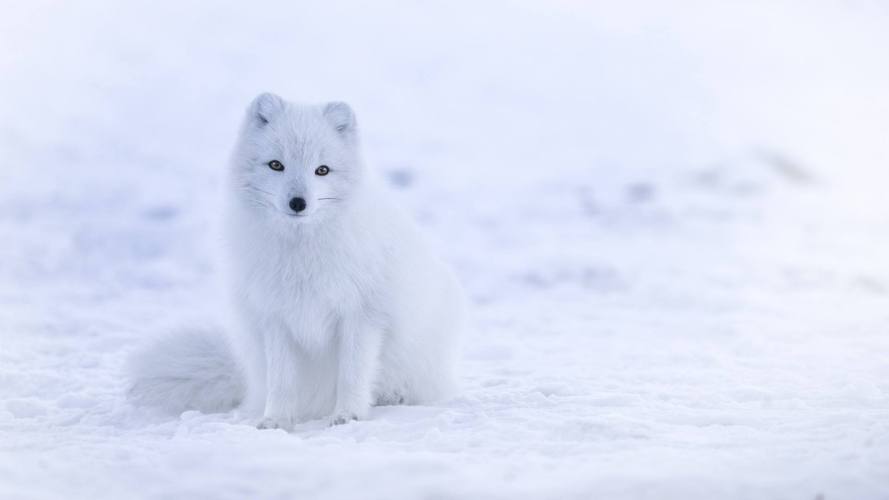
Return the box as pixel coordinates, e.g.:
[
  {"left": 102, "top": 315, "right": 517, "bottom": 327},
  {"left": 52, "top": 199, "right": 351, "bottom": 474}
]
[
  {"left": 257, "top": 416, "right": 293, "bottom": 431},
  {"left": 375, "top": 392, "right": 405, "bottom": 406},
  {"left": 328, "top": 412, "right": 359, "bottom": 426}
]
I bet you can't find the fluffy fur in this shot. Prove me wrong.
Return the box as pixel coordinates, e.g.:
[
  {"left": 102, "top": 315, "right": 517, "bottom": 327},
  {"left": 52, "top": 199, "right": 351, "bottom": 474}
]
[
  {"left": 128, "top": 93, "right": 465, "bottom": 428},
  {"left": 127, "top": 327, "right": 244, "bottom": 415}
]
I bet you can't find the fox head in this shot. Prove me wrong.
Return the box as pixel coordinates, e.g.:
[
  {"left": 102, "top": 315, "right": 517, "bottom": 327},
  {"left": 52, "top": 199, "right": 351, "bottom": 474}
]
[{"left": 230, "top": 93, "right": 363, "bottom": 226}]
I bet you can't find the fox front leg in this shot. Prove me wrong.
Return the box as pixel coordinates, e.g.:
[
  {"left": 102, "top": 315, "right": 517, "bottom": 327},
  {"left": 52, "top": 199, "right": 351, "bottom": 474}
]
[
  {"left": 257, "top": 329, "right": 301, "bottom": 431},
  {"left": 330, "top": 316, "right": 383, "bottom": 426}
]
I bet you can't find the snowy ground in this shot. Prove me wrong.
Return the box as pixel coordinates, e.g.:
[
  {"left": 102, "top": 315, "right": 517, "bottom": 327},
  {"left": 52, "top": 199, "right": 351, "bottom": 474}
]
[{"left": 2, "top": 1, "right": 889, "bottom": 498}]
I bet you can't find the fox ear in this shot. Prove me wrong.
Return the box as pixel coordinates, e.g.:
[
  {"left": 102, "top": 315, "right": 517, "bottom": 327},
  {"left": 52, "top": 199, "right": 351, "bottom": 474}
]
[
  {"left": 323, "top": 101, "right": 356, "bottom": 135},
  {"left": 248, "top": 92, "right": 285, "bottom": 127}
]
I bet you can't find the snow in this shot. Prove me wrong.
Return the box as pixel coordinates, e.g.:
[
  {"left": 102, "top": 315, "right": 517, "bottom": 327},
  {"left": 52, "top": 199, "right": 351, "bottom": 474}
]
[{"left": 2, "top": 1, "right": 889, "bottom": 498}]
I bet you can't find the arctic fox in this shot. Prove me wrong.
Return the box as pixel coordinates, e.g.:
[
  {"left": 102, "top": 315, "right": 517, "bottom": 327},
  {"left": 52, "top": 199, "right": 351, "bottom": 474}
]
[{"left": 128, "top": 93, "right": 465, "bottom": 428}]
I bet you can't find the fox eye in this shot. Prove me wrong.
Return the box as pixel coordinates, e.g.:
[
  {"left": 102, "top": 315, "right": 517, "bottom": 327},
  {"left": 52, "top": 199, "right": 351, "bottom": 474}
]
[
  {"left": 268, "top": 160, "right": 284, "bottom": 171},
  {"left": 315, "top": 165, "right": 330, "bottom": 176}
]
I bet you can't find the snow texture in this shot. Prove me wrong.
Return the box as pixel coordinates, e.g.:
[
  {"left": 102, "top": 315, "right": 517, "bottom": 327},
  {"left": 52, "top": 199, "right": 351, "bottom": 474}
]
[{"left": 2, "top": 1, "right": 889, "bottom": 499}]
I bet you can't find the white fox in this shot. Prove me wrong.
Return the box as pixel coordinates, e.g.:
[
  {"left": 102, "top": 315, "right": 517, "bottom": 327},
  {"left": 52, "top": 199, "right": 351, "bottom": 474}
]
[{"left": 128, "top": 93, "right": 465, "bottom": 428}]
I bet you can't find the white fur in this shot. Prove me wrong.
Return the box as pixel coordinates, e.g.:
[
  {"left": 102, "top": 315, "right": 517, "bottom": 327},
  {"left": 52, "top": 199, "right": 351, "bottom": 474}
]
[
  {"left": 127, "top": 326, "right": 244, "bottom": 414},
  {"left": 127, "top": 93, "right": 465, "bottom": 428}
]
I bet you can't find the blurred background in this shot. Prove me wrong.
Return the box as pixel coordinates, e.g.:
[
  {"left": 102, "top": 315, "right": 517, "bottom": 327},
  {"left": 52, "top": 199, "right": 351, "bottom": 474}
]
[{"left": 1, "top": 1, "right": 888, "bottom": 499}]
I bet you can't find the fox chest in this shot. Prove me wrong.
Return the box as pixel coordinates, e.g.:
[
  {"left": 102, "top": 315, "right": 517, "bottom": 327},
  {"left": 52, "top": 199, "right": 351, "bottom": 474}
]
[{"left": 236, "top": 244, "right": 380, "bottom": 338}]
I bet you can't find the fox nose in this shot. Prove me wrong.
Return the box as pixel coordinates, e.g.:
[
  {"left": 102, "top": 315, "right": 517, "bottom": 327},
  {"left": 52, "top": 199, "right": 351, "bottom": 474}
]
[{"left": 289, "top": 197, "right": 307, "bottom": 213}]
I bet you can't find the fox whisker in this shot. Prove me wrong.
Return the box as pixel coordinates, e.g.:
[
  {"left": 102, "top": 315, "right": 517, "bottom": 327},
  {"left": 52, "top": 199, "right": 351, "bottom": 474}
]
[{"left": 242, "top": 185, "right": 274, "bottom": 196}]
